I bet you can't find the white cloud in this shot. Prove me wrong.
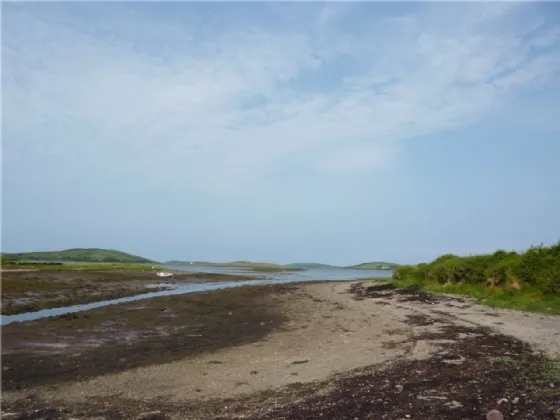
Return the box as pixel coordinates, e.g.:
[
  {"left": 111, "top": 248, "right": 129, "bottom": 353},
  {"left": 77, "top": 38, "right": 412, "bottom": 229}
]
[{"left": 3, "top": 3, "right": 560, "bottom": 197}]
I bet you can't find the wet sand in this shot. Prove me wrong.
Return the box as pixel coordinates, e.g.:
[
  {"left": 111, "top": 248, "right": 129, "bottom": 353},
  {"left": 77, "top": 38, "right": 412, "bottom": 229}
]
[{"left": 2, "top": 281, "right": 559, "bottom": 419}]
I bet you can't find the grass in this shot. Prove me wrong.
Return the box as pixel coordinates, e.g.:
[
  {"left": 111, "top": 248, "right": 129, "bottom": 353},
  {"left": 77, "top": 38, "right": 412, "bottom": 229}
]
[{"left": 383, "top": 276, "right": 560, "bottom": 315}]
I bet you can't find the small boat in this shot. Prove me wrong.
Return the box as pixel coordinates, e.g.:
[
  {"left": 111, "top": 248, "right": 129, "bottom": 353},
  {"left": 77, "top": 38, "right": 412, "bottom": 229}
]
[{"left": 156, "top": 272, "right": 174, "bottom": 278}]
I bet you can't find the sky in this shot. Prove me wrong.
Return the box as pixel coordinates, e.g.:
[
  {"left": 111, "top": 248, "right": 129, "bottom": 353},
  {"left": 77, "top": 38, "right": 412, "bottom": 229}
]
[{"left": 2, "top": 2, "right": 560, "bottom": 265}]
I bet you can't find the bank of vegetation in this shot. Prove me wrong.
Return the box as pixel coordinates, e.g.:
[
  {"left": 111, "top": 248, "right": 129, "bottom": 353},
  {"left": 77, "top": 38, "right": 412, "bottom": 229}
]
[{"left": 392, "top": 243, "right": 560, "bottom": 314}]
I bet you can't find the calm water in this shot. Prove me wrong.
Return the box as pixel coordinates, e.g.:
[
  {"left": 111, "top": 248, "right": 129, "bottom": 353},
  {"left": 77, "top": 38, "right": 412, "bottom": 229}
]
[{"left": 1, "top": 266, "right": 391, "bottom": 325}]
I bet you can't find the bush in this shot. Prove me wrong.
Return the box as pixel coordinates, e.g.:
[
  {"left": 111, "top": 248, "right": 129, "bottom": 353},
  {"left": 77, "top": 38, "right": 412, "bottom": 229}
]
[
  {"left": 534, "top": 255, "right": 560, "bottom": 295},
  {"left": 427, "top": 261, "right": 453, "bottom": 284},
  {"left": 414, "top": 263, "right": 429, "bottom": 280},
  {"left": 394, "top": 243, "right": 558, "bottom": 296},
  {"left": 393, "top": 265, "right": 415, "bottom": 280}
]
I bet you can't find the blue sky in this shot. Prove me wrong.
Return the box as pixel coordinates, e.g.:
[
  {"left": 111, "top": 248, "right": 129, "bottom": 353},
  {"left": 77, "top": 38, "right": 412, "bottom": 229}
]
[{"left": 2, "top": 2, "right": 560, "bottom": 265}]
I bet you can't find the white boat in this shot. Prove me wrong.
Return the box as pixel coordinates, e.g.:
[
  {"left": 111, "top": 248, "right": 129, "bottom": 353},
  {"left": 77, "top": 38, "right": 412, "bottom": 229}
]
[{"left": 156, "top": 272, "right": 174, "bottom": 278}]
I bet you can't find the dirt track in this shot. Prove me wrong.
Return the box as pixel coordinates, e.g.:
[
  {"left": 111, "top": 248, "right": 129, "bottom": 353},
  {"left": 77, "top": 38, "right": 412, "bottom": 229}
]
[{"left": 2, "top": 281, "right": 559, "bottom": 419}]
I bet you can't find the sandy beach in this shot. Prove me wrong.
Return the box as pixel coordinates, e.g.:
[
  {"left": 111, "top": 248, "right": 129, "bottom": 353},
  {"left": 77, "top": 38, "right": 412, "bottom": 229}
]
[{"left": 2, "top": 280, "right": 559, "bottom": 419}]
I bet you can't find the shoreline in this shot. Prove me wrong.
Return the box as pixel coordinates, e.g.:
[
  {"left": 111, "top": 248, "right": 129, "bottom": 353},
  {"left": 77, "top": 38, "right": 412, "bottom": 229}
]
[{"left": 2, "top": 280, "right": 559, "bottom": 419}]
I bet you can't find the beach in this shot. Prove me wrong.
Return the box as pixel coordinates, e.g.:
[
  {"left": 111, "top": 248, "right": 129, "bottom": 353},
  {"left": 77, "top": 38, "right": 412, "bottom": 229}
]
[{"left": 2, "top": 278, "right": 559, "bottom": 419}]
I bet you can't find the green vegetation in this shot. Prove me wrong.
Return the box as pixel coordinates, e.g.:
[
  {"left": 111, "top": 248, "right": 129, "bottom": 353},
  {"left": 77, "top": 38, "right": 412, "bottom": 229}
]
[
  {"left": 347, "top": 262, "right": 399, "bottom": 270},
  {"left": 391, "top": 243, "right": 560, "bottom": 314},
  {"left": 1, "top": 248, "right": 156, "bottom": 264}
]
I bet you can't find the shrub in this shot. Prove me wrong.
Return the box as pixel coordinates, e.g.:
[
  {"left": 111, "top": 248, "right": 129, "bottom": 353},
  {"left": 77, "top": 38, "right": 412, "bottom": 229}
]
[
  {"left": 432, "top": 254, "right": 459, "bottom": 265},
  {"left": 427, "top": 261, "right": 453, "bottom": 284},
  {"left": 401, "top": 243, "right": 558, "bottom": 295},
  {"left": 485, "top": 261, "right": 511, "bottom": 286},
  {"left": 414, "top": 263, "right": 429, "bottom": 280},
  {"left": 393, "top": 265, "right": 415, "bottom": 280},
  {"left": 534, "top": 255, "right": 560, "bottom": 295}
]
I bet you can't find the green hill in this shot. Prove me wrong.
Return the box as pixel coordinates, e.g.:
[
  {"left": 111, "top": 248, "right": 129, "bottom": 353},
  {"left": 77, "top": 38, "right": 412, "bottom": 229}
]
[
  {"left": 2, "top": 248, "right": 156, "bottom": 264},
  {"left": 346, "top": 262, "right": 399, "bottom": 270}
]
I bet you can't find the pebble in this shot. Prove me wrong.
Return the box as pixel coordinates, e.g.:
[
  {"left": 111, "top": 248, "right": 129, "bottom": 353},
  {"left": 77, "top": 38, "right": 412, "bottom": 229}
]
[
  {"left": 497, "top": 398, "right": 508, "bottom": 404},
  {"left": 512, "top": 397, "right": 519, "bottom": 404},
  {"left": 487, "top": 410, "right": 504, "bottom": 420},
  {"left": 395, "top": 384, "right": 404, "bottom": 391}
]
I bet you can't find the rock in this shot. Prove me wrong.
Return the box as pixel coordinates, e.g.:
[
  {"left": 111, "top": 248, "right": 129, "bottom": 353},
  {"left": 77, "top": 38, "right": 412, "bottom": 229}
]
[
  {"left": 395, "top": 384, "right": 404, "bottom": 392},
  {"left": 497, "top": 398, "right": 508, "bottom": 404},
  {"left": 445, "top": 400, "right": 463, "bottom": 409},
  {"left": 136, "top": 411, "right": 165, "bottom": 420},
  {"left": 487, "top": 410, "right": 504, "bottom": 420},
  {"left": 512, "top": 397, "right": 519, "bottom": 404}
]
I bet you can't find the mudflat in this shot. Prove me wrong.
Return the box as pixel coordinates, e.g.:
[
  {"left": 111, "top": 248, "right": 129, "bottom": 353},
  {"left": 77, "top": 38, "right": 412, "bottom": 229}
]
[
  {"left": 1, "top": 269, "right": 255, "bottom": 315},
  {"left": 2, "top": 281, "right": 559, "bottom": 419}
]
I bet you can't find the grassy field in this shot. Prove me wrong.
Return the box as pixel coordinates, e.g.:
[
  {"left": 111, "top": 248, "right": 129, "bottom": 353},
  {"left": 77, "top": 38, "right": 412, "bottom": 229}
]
[
  {"left": 387, "top": 243, "right": 560, "bottom": 315},
  {"left": 1, "top": 248, "right": 157, "bottom": 264}
]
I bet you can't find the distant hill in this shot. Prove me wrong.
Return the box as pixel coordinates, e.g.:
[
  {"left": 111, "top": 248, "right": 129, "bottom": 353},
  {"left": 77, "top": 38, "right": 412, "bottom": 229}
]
[
  {"left": 2, "top": 248, "right": 156, "bottom": 264},
  {"left": 166, "top": 260, "right": 399, "bottom": 271},
  {"left": 346, "top": 262, "right": 399, "bottom": 270},
  {"left": 166, "top": 260, "right": 293, "bottom": 269},
  {"left": 287, "top": 263, "right": 340, "bottom": 269},
  {"left": 166, "top": 260, "right": 308, "bottom": 272}
]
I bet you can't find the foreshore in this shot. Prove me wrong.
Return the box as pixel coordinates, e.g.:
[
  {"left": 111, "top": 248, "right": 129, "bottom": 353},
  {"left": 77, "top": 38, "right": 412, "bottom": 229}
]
[{"left": 2, "top": 279, "right": 559, "bottom": 419}]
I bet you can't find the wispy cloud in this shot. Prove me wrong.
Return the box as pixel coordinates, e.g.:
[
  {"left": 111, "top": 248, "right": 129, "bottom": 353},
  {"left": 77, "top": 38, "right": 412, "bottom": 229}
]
[{"left": 3, "top": 2, "right": 559, "bottom": 198}]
